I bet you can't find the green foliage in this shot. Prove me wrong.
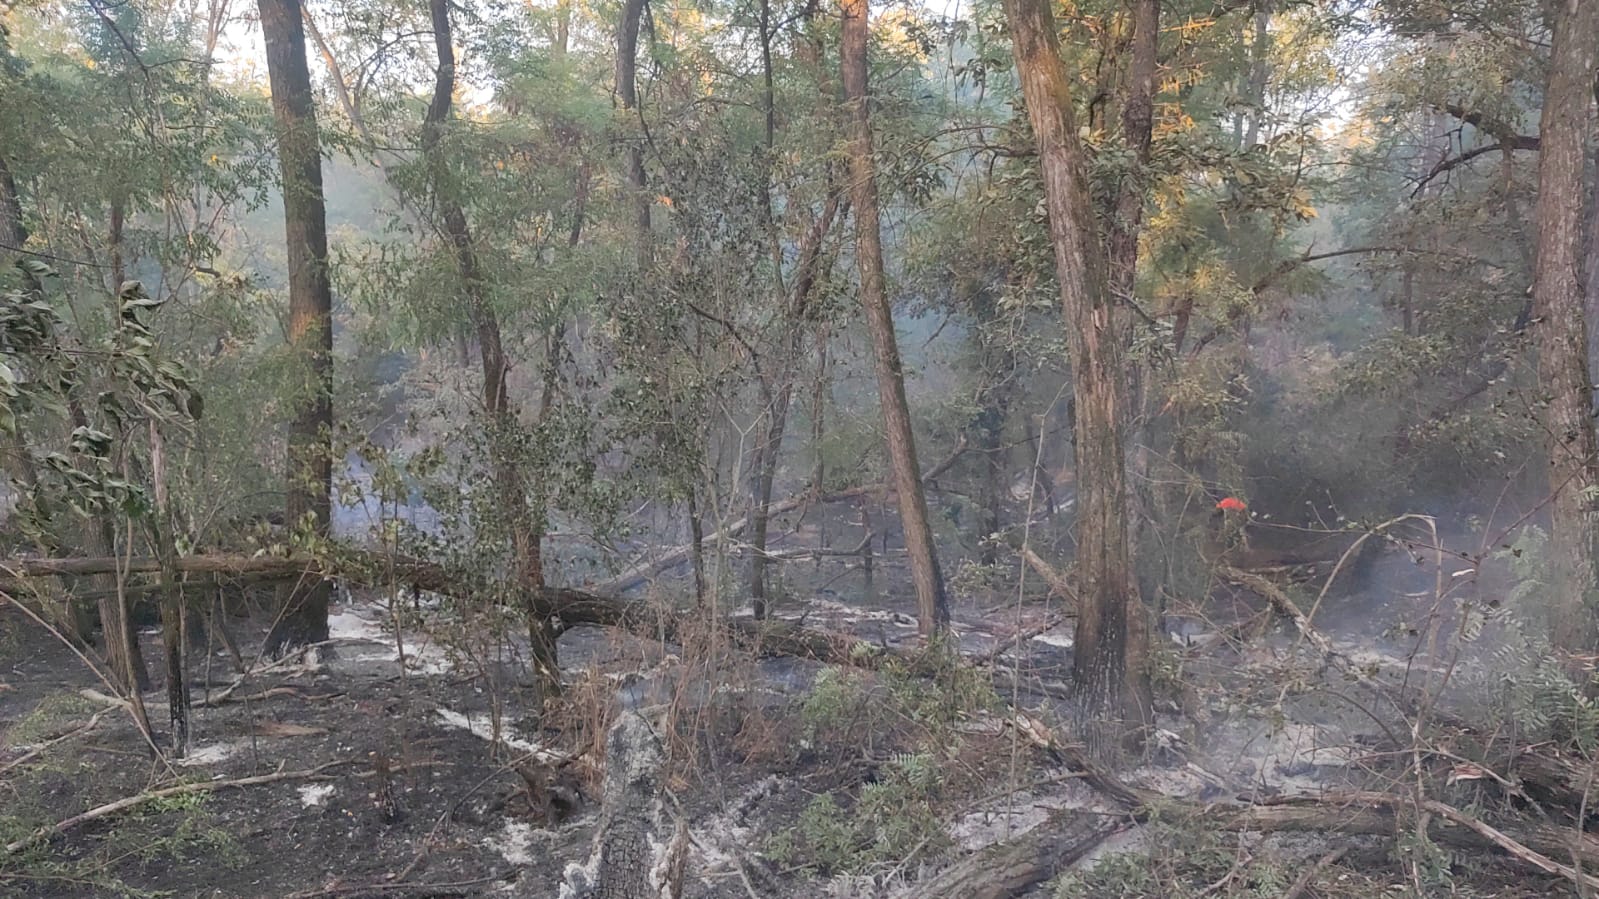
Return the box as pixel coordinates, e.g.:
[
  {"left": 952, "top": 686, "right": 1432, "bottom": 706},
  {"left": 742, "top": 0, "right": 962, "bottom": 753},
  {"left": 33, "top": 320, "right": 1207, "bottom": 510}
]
[
  {"left": 763, "top": 751, "right": 949, "bottom": 875},
  {"left": 1441, "top": 527, "right": 1599, "bottom": 750}
]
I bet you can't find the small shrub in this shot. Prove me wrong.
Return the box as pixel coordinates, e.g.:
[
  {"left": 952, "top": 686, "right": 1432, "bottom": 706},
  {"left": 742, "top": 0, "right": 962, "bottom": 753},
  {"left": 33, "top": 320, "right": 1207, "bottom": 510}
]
[{"left": 763, "top": 752, "right": 949, "bottom": 874}]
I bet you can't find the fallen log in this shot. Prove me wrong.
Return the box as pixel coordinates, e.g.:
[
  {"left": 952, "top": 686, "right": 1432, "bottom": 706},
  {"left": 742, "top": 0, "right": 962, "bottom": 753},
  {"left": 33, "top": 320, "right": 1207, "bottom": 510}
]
[
  {"left": 1211, "top": 792, "right": 1599, "bottom": 889},
  {"left": 912, "top": 789, "right": 1599, "bottom": 899},
  {"left": 0, "top": 551, "right": 899, "bottom": 669},
  {"left": 907, "top": 812, "right": 1123, "bottom": 899}
]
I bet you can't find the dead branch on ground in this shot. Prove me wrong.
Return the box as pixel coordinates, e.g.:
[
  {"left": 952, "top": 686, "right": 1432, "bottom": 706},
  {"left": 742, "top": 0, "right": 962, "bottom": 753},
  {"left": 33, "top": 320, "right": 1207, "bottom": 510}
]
[{"left": 3, "top": 760, "right": 352, "bottom": 854}]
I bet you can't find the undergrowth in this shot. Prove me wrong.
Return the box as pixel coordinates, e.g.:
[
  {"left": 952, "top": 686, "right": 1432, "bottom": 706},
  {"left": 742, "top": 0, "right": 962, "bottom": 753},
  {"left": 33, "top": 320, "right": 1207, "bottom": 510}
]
[{"left": 769, "top": 640, "right": 998, "bottom": 875}]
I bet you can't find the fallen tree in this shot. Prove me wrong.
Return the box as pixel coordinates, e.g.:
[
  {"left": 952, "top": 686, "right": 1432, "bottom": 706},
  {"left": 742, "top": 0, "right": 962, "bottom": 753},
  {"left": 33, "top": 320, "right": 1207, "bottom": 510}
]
[
  {"left": 912, "top": 788, "right": 1599, "bottom": 899},
  {"left": 0, "top": 549, "right": 899, "bottom": 669}
]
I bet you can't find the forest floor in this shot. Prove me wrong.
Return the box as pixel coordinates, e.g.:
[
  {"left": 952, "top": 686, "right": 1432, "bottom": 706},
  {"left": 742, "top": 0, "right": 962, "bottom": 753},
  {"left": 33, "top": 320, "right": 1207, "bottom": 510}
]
[{"left": 0, "top": 536, "right": 1581, "bottom": 898}]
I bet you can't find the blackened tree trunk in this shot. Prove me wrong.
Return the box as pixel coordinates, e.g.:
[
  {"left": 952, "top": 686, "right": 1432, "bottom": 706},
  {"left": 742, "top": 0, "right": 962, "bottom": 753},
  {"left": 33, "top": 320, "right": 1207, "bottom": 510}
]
[
  {"left": 1533, "top": 0, "right": 1599, "bottom": 655},
  {"left": 840, "top": 0, "right": 950, "bottom": 636},
  {"left": 422, "top": 0, "right": 561, "bottom": 696},
  {"left": 1002, "top": 0, "right": 1150, "bottom": 740},
  {"left": 148, "top": 422, "right": 189, "bottom": 755},
  {"left": 258, "top": 0, "right": 334, "bottom": 657}
]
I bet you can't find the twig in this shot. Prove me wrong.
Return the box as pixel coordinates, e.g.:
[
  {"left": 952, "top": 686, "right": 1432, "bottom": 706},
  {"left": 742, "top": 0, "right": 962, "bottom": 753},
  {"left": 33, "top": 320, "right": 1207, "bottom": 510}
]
[
  {"left": 195, "top": 642, "right": 337, "bottom": 707},
  {"left": 3, "top": 761, "right": 349, "bottom": 854},
  {"left": 0, "top": 708, "right": 113, "bottom": 777}
]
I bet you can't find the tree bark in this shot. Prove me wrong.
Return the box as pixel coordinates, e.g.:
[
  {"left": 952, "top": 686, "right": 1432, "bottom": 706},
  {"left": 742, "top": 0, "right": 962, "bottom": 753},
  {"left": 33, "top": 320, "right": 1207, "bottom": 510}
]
[
  {"left": 1532, "top": 0, "right": 1599, "bottom": 656},
  {"left": 840, "top": 0, "right": 951, "bottom": 637},
  {"left": 1108, "top": 0, "right": 1158, "bottom": 721},
  {"left": 257, "top": 0, "right": 334, "bottom": 657},
  {"left": 616, "top": 0, "right": 650, "bottom": 268},
  {"left": 147, "top": 422, "right": 189, "bottom": 756},
  {"left": 908, "top": 814, "right": 1122, "bottom": 899},
  {"left": 1002, "top": 0, "right": 1150, "bottom": 743},
  {"left": 1585, "top": 75, "right": 1599, "bottom": 410}
]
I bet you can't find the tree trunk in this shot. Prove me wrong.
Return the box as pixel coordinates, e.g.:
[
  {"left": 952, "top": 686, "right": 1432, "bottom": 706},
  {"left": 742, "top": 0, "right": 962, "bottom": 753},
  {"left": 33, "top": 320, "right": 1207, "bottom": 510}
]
[
  {"left": 1585, "top": 74, "right": 1599, "bottom": 409},
  {"left": 1002, "top": 0, "right": 1149, "bottom": 743},
  {"left": 148, "top": 422, "right": 189, "bottom": 756},
  {"left": 1242, "top": 2, "right": 1271, "bottom": 148},
  {"left": 971, "top": 292, "right": 1017, "bottom": 566},
  {"left": 258, "top": 0, "right": 334, "bottom": 657},
  {"left": 0, "top": 152, "right": 43, "bottom": 522},
  {"left": 422, "top": 0, "right": 560, "bottom": 697},
  {"left": 1532, "top": 0, "right": 1599, "bottom": 656},
  {"left": 555, "top": 0, "right": 572, "bottom": 58},
  {"left": 1109, "top": 0, "right": 1158, "bottom": 720},
  {"left": 840, "top": 0, "right": 951, "bottom": 637},
  {"left": 749, "top": 188, "right": 843, "bottom": 612},
  {"left": 617, "top": 0, "right": 650, "bottom": 268}
]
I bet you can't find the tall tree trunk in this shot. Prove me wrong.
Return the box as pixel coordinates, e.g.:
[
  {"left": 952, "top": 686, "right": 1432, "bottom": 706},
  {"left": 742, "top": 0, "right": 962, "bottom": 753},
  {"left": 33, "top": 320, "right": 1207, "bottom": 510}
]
[
  {"left": 1110, "top": 0, "right": 1158, "bottom": 720},
  {"left": 1583, "top": 75, "right": 1599, "bottom": 407},
  {"left": 971, "top": 290, "right": 1017, "bottom": 567},
  {"left": 556, "top": 0, "right": 572, "bottom": 57},
  {"left": 148, "top": 422, "right": 189, "bottom": 755},
  {"left": 1533, "top": 0, "right": 1599, "bottom": 656},
  {"left": 0, "top": 154, "right": 43, "bottom": 516},
  {"left": 422, "top": 0, "right": 560, "bottom": 696},
  {"left": 1242, "top": 2, "right": 1271, "bottom": 148},
  {"left": 840, "top": 0, "right": 950, "bottom": 636},
  {"left": 65, "top": 394, "right": 150, "bottom": 692},
  {"left": 1002, "top": 0, "right": 1150, "bottom": 742},
  {"left": 749, "top": 4, "right": 841, "bottom": 611},
  {"left": 617, "top": 0, "right": 650, "bottom": 267},
  {"left": 258, "top": 0, "right": 334, "bottom": 657},
  {"left": 749, "top": 188, "right": 843, "bottom": 612}
]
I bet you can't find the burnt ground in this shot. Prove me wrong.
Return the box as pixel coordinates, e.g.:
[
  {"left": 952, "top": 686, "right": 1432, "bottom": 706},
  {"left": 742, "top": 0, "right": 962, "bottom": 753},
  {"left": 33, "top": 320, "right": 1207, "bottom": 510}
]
[{"left": 0, "top": 531, "right": 1582, "bottom": 898}]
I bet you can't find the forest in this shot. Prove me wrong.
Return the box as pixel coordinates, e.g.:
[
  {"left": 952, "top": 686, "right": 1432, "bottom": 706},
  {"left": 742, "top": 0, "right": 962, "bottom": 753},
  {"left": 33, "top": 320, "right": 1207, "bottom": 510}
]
[{"left": 4, "top": 0, "right": 1599, "bottom": 896}]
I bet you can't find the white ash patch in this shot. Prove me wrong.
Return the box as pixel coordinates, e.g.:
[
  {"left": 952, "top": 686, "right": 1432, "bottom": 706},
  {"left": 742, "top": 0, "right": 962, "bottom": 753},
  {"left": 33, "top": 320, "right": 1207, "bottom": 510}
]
[
  {"left": 330, "top": 605, "right": 452, "bottom": 675},
  {"left": 487, "top": 820, "right": 536, "bottom": 865},
  {"left": 1202, "top": 719, "right": 1358, "bottom": 796},
  {"left": 1032, "top": 630, "right": 1074, "bottom": 648},
  {"left": 327, "top": 608, "right": 386, "bottom": 644},
  {"left": 1077, "top": 825, "right": 1147, "bottom": 868},
  {"left": 781, "top": 598, "right": 920, "bottom": 629},
  {"left": 176, "top": 741, "right": 241, "bottom": 766},
  {"left": 298, "top": 783, "right": 334, "bottom": 807},
  {"left": 693, "top": 775, "right": 783, "bottom": 873},
  {"left": 433, "top": 707, "right": 569, "bottom": 765}
]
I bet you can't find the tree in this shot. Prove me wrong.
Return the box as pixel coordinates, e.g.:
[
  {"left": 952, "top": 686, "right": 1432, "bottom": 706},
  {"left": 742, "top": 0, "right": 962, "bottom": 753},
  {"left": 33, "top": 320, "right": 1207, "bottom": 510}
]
[
  {"left": 1001, "top": 0, "right": 1150, "bottom": 739},
  {"left": 257, "top": 0, "right": 334, "bottom": 657},
  {"left": 1530, "top": 0, "right": 1599, "bottom": 656},
  {"left": 840, "top": 0, "right": 950, "bottom": 637},
  {"left": 420, "top": 0, "right": 561, "bottom": 697}
]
